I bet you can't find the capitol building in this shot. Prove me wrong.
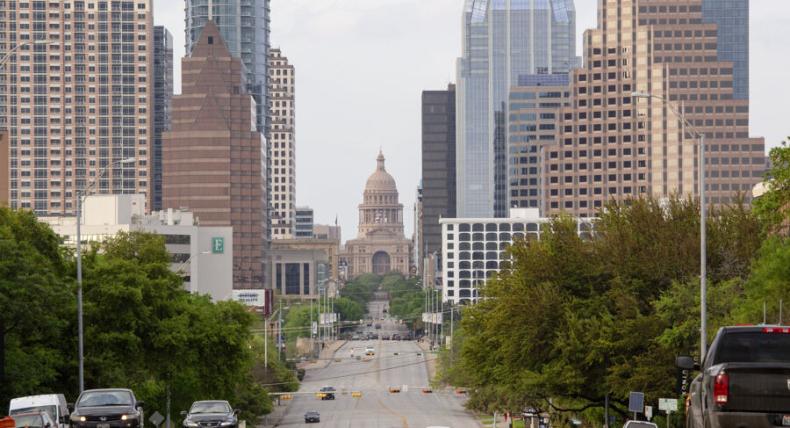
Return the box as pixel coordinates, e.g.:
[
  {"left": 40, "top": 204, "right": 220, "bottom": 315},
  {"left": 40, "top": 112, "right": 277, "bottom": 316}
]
[{"left": 343, "top": 151, "right": 413, "bottom": 277}]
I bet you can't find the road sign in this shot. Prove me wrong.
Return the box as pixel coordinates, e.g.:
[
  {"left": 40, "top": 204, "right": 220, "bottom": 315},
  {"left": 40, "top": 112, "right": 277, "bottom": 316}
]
[
  {"left": 281, "top": 394, "right": 293, "bottom": 401},
  {"left": 645, "top": 405, "right": 653, "bottom": 420},
  {"left": 148, "top": 412, "right": 164, "bottom": 428},
  {"left": 628, "top": 392, "right": 645, "bottom": 413},
  {"left": 658, "top": 398, "right": 678, "bottom": 412},
  {"left": 351, "top": 391, "right": 362, "bottom": 398},
  {"left": 211, "top": 237, "right": 224, "bottom": 254}
]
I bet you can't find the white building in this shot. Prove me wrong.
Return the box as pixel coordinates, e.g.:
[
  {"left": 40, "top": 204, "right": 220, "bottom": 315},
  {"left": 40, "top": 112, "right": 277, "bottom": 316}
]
[
  {"left": 441, "top": 209, "right": 594, "bottom": 304},
  {"left": 41, "top": 194, "right": 233, "bottom": 302}
]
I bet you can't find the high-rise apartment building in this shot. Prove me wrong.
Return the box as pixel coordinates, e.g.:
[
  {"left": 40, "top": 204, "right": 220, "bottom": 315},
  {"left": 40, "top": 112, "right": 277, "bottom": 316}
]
[
  {"left": 540, "top": 0, "right": 765, "bottom": 217},
  {"left": 151, "top": 26, "right": 173, "bottom": 212},
  {"left": 294, "top": 206, "right": 313, "bottom": 239},
  {"left": 455, "top": 0, "right": 577, "bottom": 218},
  {"left": 0, "top": 0, "right": 154, "bottom": 215},
  {"left": 0, "top": 132, "right": 8, "bottom": 206},
  {"left": 163, "top": 22, "right": 268, "bottom": 290},
  {"left": 268, "top": 48, "right": 296, "bottom": 239},
  {"left": 421, "top": 85, "right": 456, "bottom": 259},
  {"left": 185, "top": 0, "right": 271, "bottom": 133},
  {"left": 508, "top": 75, "right": 571, "bottom": 212}
]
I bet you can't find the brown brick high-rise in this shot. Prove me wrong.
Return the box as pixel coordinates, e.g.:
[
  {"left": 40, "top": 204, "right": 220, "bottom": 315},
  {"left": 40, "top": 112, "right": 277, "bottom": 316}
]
[
  {"left": 539, "top": 0, "right": 765, "bottom": 216},
  {"left": 163, "top": 21, "right": 267, "bottom": 289}
]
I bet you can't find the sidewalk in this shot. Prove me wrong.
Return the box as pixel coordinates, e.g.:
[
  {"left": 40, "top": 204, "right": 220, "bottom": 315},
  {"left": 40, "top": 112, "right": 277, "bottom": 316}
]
[
  {"left": 417, "top": 338, "right": 438, "bottom": 381},
  {"left": 297, "top": 339, "right": 347, "bottom": 370}
]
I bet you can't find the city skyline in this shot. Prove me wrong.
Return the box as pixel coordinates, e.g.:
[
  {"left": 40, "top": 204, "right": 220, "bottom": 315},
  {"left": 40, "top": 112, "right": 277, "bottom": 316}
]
[{"left": 152, "top": 0, "right": 790, "bottom": 238}]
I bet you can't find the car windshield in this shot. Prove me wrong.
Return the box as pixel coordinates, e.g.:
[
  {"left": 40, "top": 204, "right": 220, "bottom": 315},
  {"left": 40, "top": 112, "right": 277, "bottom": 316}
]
[
  {"left": 77, "top": 391, "right": 133, "bottom": 407},
  {"left": 190, "top": 402, "right": 230, "bottom": 414},
  {"left": 12, "top": 415, "right": 44, "bottom": 428},
  {"left": 10, "top": 407, "right": 57, "bottom": 423},
  {"left": 714, "top": 332, "right": 790, "bottom": 364}
]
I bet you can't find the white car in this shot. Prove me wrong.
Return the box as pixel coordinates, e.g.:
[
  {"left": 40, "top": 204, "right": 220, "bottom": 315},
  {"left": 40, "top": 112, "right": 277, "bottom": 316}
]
[{"left": 9, "top": 395, "right": 69, "bottom": 428}]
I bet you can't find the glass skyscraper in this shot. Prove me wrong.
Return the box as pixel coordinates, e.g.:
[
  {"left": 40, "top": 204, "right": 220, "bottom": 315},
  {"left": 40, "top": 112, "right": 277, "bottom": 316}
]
[
  {"left": 456, "top": 0, "right": 577, "bottom": 218},
  {"left": 702, "top": 0, "right": 749, "bottom": 100},
  {"left": 185, "top": 0, "right": 271, "bottom": 132}
]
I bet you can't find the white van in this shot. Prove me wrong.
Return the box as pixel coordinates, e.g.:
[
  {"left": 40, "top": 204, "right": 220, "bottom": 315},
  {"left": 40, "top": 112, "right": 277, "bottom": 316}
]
[{"left": 9, "top": 394, "right": 69, "bottom": 428}]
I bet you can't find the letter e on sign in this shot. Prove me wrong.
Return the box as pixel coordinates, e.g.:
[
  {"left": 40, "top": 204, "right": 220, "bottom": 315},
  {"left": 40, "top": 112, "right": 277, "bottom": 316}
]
[{"left": 212, "top": 237, "right": 224, "bottom": 254}]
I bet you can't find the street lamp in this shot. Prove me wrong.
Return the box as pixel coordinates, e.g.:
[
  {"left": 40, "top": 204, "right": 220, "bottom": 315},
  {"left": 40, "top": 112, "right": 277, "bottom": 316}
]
[
  {"left": 632, "top": 91, "right": 708, "bottom": 362},
  {"left": 76, "top": 157, "right": 135, "bottom": 392},
  {"left": 0, "top": 40, "right": 49, "bottom": 68}
]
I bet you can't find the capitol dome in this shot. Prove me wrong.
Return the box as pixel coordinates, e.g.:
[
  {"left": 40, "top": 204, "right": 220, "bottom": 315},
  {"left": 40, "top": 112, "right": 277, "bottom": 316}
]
[{"left": 365, "top": 150, "right": 398, "bottom": 192}]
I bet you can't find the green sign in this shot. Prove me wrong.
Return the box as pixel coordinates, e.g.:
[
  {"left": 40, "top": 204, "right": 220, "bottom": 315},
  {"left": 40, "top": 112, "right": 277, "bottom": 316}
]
[{"left": 211, "top": 237, "right": 224, "bottom": 254}]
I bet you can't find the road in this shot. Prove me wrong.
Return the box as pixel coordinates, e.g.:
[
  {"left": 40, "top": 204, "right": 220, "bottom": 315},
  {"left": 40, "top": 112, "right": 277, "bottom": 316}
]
[{"left": 276, "top": 301, "right": 479, "bottom": 428}]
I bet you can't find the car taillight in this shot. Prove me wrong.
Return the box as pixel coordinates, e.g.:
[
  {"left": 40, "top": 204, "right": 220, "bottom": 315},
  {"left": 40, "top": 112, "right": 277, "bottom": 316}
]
[
  {"left": 762, "top": 327, "right": 790, "bottom": 334},
  {"left": 714, "top": 373, "right": 729, "bottom": 405}
]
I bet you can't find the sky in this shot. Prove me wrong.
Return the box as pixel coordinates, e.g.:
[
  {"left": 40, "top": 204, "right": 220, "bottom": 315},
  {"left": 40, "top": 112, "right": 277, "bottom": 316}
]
[{"left": 152, "top": 0, "right": 790, "bottom": 242}]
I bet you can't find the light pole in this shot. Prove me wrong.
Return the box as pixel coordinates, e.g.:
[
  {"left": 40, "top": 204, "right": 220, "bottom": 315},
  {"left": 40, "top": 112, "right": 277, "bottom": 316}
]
[
  {"left": 76, "top": 157, "right": 135, "bottom": 392},
  {"left": 632, "top": 91, "right": 707, "bottom": 362},
  {"left": 0, "top": 40, "right": 48, "bottom": 68}
]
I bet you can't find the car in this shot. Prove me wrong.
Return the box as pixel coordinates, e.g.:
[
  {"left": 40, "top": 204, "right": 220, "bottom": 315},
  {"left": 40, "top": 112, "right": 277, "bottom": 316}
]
[
  {"left": 181, "top": 400, "right": 237, "bottom": 428},
  {"left": 9, "top": 394, "right": 70, "bottom": 428},
  {"left": 10, "top": 412, "right": 57, "bottom": 428},
  {"left": 319, "top": 387, "right": 336, "bottom": 400},
  {"left": 69, "top": 389, "right": 143, "bottom": 428},
  {"left": 351, "top": 334, "right": 361, "bottom": 340},
  {"left": 680, "top": 325, "right": 790, "bottom": 428},
  {"left": 382, "top": 334, "right": 391, "bottom": 340},
  {"left": 388, "top": 386, "right": 401, "bottom": 393},
  {"left": 304, "top": 412, "right": 320, "bottom": 424},
  {"left": 374, "top": 324, "right": 382, "bottom": 330},
  {"left": 622, "top": 422, "right": 658, "bottom": 428},
  {"left": 392, "top": 333, "right": 401, "bottom": 341}
]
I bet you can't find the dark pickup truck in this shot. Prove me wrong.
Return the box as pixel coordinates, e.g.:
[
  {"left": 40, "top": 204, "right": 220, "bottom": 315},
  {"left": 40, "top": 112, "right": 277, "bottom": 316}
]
[{"left": 679, "top": 325, "right": 790, "bottom": 428}]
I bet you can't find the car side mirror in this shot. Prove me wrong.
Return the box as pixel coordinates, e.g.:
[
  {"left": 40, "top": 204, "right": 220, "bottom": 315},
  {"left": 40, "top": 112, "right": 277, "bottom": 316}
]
[
  {"left": 676, "top": 355, "right": 700, "bottom": 371},
  {"left": 136, "top": 401, "right": 145, "bottom": 408},
  {"left": 68, "top": 403, "right": 75, "bottom": 412},
  {"left": 233, "top": 409, "right": 240, "bottom": 415},
  {"left": 180, "top": 411, "right": 187, "bottom": 417}
]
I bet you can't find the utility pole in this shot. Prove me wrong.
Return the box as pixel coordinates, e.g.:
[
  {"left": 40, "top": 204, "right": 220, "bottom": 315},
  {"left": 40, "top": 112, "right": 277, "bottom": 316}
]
[{"left": 278, "top": 299, "right": 282, "bottom": 360}]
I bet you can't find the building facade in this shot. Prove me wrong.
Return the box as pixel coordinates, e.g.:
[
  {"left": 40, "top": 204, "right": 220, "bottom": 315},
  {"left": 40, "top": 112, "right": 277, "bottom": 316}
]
[
  {"left": 455, "top": 0, "right": 577, "bottom": 218},
  {"left": 508, "top": 75, "right": 571, "bottom": 212},
  {"left": 162, "top": 22, "right": 268, "bottom": 289},
  {"left": 421, "top": 85, "right": 456, "bottom": 261},
  {"left": 0, "top": 0, "right": 154, "bottom": 215},
  {"left": 41, "top": 194, "right": 234, "bottom": 302},
  {"left": 268, "top": 48, "right": 296, "bottom": 239},
  {"left": 152, "top": 26, "right": 173, "bottom": 212},
  {"left": 441, "top": 209, "right": 594, "bottom": 304},
  {"left": 701, "top": 0, "right": 749, "bottom": 100},
  {"left": 295, "top": 206, "right": 314, "bottom": 238},
  {"left": 185, "top": 0, "right": 271, "bottom": 133},
  {"left": 344, "top": 152, "right": 412, "bottom": 277},
  {"left": 270, "top": 246, "right": 330, "bottom": 299},
  {"left": 0, "top": 132, "right": 7, "bottom": 206},
  {"left": 541, "top": 0, "right": 765, "bottom": 216}
]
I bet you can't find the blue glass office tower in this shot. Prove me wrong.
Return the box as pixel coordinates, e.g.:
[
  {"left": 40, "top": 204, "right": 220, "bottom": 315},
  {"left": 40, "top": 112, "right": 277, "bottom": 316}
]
[
  {"left": 701, "top": 0, "right": 749, "bottom": 100},
  {"left": 456, "top": 0, "right": 576, "bottom": 218}
]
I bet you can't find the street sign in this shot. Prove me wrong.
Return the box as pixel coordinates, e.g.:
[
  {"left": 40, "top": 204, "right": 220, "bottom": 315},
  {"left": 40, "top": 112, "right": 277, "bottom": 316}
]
[
  {"left": 281, "top": 394, "right": 293, "bottom": 401},
  {"left": 351, "top": 391, "right": 362, "bottom": 398},
  {"left": 148, "top": 412, "right": 164, "bottom": 428},
  {"left": 211, "top": 237, "right": 224, "bottom": 254},
  {"left": 645, "top": 405, "right": 653, "bottom": 420},
  {"left": 628, "top": 392, "right": 645, "bottom": 413},
  {"left": 658, "top": 398, "right": 678, "bottom": 412}
]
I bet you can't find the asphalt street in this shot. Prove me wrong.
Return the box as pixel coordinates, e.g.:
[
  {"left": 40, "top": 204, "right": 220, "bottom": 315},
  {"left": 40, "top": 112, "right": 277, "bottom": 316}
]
[{"left": 275, "top": 300, "right": 480, "bottom": 428}]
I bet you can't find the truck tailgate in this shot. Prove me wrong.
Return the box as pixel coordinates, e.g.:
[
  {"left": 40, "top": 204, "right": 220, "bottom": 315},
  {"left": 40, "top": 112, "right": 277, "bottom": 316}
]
[{"left": 726, "top": 363, "right": 790, "bottom": 412}]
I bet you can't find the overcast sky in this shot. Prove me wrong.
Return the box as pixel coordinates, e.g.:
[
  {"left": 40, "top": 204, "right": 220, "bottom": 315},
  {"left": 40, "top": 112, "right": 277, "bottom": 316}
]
[{"left": 152, "top": 0, "right": 790, "bottom": 241}]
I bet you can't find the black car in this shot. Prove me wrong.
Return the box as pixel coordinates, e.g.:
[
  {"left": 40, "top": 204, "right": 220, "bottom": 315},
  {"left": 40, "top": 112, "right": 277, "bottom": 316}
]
[
  {"left": 181, "top": 401, "right": 237, "bottom": 428},
  {"left": 69, "top": 389, "right": 143, "bottom": 428},
  {"left": 319, "top": 387, "right": 336, "bottom": 400},
  {"left": 304, "top": 412, "right": 320, "bottom": 423}
]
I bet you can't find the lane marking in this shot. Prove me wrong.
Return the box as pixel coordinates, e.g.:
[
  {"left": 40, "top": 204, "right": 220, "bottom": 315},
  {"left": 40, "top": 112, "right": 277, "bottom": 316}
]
[{"left": 376, "top": 397, "right": 409, "bottom": 428}]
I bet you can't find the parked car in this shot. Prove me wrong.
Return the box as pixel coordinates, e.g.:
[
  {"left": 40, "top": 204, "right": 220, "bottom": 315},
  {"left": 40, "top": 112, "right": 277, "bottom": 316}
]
[
  {"left": 622, "top": 422, "right": 657, "bottom": 428},
  {"left": 9, "top": 395, "right": 69, "bottom": 428},
  {"left": 10, "top": 412, "right": 56, "bottom": 428},
  {"left": 391, "top": 333, "right": 401, "bottom": 341},
  {"left": 374, "top": 324, "right": 382, "bottom": 330},
  {"left": 679, "top": 325, "right": 790, "bottom": 428},
  {"left": 181, "top": 401, "right": 237, "bottom": 428},
  {"left": 69, "top": 389, "right": 143, "bottom": 428},
  {"left": 319, "top": 387, "right": 336, "bottom": 400},
  {"left": 304, "top": 412, "right": 320, "bottom": 423}
]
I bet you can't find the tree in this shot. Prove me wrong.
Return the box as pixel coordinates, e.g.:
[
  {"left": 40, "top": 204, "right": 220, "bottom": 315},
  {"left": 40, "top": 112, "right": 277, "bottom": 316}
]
[
  {"left": 441, "top": 197, "right": 764, "bottom": 422},
  {"left": 0, "top": 208, "right": 74, "bottom": 406},
  {"left": 753, "top": 140, "right": 790, "bottom": 234}
]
